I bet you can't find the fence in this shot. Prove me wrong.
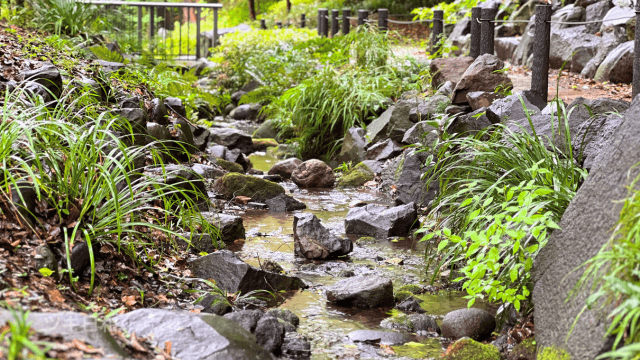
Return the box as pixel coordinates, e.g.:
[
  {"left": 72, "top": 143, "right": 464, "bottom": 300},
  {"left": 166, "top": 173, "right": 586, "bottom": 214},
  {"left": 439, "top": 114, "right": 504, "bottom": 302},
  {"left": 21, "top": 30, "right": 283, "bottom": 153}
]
[
  {"left": 82, "top": 0, "right": 222, "bottom": 60},
  {"left": 270, "top": 4, "right": 640, "bottom": 105}
]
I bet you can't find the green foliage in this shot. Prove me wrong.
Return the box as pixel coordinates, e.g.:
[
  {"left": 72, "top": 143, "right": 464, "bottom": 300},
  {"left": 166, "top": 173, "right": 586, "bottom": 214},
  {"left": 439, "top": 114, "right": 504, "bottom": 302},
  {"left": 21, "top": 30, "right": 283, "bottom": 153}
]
[
  {"left": 0, "top": 306, "right": 50, "bottom": 360},
  {"left": 538, "top": 346, "right": 571, "bottom": 360},
  {"left": 418, "top": 97, "right": 586, "bottom": 310},
  {"left": 29, "top": 0, "right": 97, "bottom": 36},
  {"left": 443, "top": 338, "right": 502, "bottom": 360},
  {"left": 90, "top": 45, "right": 125, "bottom": 63}
]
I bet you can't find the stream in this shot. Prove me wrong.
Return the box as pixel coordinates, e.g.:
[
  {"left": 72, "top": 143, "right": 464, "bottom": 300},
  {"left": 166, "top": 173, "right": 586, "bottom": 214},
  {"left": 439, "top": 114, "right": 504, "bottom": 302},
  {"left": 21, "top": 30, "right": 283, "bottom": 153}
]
[{"left": 221, "top": 152, "right": 492, "bottom": 359}]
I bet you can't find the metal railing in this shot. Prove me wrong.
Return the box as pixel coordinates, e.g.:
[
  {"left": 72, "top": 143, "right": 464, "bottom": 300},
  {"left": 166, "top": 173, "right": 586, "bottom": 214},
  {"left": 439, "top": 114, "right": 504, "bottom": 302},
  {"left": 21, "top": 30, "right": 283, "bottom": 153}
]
[{"left": 82, "top": 0, "right": 222, "bottom": 60}]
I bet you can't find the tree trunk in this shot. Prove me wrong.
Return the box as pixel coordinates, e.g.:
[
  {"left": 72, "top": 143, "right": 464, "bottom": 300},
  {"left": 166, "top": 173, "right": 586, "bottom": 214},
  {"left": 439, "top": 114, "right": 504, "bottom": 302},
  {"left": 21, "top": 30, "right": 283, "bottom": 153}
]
[
  {"left": 248, "top": 0, "right": 257, "bottom": 20},
  {"left": 286, "top": 0, "right": 291, "bottom": 13}
]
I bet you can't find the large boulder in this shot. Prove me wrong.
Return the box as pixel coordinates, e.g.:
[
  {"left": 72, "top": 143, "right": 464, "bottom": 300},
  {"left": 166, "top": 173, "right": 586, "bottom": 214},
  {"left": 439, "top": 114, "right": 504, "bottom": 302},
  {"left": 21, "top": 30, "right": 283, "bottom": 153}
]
[
  {"left": 601, "top": 5, "right": 633, "bottom": 29},
  {"left": 402, "top": 121, "right": 438, "bottom": 145},
  {"left": 291, "top": 159, "right": 335, "bottom": 188},
  {"left": 451, "top": 54, "right": 513, "bottom": 105},
  {"left": 595, "top": 40, "right": 634, "bottom": 84},
  {"left": 381, "top": 149, "right": 439, "bottom": 207},
  {"left": 448, "top": 107, "right": 493, "bottom": 136},
  {"left": 466, "top": 91, "right": 503, "bottom": 111},
  {"left": 113, "top": 309, "right": 272, "bottom": 359},
  {"left": 230, "top": 103, "right": 262, "bottom": 120},
  {"left": 366, "top": 105, "right": 415, "bottom": 144},
  {"left": 201, "top": 212, "right": 246, "bottom": 243},
  {"left": 224, "top": 310, "right": 264, "bottom": 333},
  {"left": 209, "top": 127, "right": 256, "bottom": 155},
  {"left": 485, "top": 92, "right": 541, "bottom": 124},
  {"left": 338, "top": 127, "right": 367, "bottom": 163},
  {"left": 581, "top": 25, "right": 627, "bottom": 79},
  {"left": 585, "top": 0, "right": 614, "bottom": 33},
  {"left": 326, "top": 275, "right": 394, "bottom": 308},
  {"left": 19, "top": 64, "right": 63, "bottom": 99},
  {"left": 365, "top": 139, "right": 402, "bottom": 162},
  {"left": 268, "top": 158, "right": 303, "bottom": 179},
  {"left": 441, "top": 308, "right": 496, "bottom": 340},
  {"left": 345, "top": 203, "right": 417, "bottom": 238},
  {"left": 549, "top": 25, "right": 601, "bottom": 74},
  {"left": 430, "top": 56, "right": 474, "bottom": 88},
  {"left": 214, "top": 173, "right": 285, "bottom": 202},
  {"left": 408, "top": 94, "right": 451, "bottom": 122},
  {"left": 254, "top": 316, "right": 285, "bottom": 353},
  {"left": 190, "top": 250, "right": 306, "bottom": 293},
  {"left": 532, "top": 95, "right": 640, "bottom": 359},
  {"left": 550, "top": 4, "right": 586, "bottom": 30},
  {"left": 579, "top": 112, "right": 625, "bottom": 169},
  {"left": 265, "top": 194, "right": 306, "bottom": 212},
  {"left": 293, "top": 212, "right": 352, "bottom": 259}
]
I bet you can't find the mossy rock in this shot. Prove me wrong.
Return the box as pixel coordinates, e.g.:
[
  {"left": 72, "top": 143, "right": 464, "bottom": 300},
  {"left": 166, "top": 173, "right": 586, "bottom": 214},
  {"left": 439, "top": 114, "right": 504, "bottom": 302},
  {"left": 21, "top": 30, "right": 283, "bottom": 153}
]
[
  {"left": 252, "top": 138, "right": 279, "bottom": 152},
  {"left": 337, "top": 162, "right": 374, "bottom": 187},
  {"left": 394, "top": 290, "right": 414, "bottom": 302},
  {"left": 215, "top": 158, "right": 244, "bottom": 173},
  {"left": 396, "top": 284, "right": 422, "bottom": 295},
  {"left": 508, "top": 338, "right": 536, "bottom": 360},
  {"left": 267, "top": 144, "right": 296, "bottom": 159},
  {"left": 443, "top": 338, "right": 501, "bottom": 360},
  {"left": 537, "top": 346, "right": 571, "bottom": 360},
  {"left": 213, "top": 173, "right": 285, "bottom": 202},
  {"left": 355, "top": 236, "right": 377, "bottom": 245}
]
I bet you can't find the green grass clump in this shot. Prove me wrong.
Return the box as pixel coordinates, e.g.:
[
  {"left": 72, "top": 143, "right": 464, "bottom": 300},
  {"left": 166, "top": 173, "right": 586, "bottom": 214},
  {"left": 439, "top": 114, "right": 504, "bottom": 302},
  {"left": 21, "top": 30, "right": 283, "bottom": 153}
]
[
  {"left": 443, "top": 338, "right": 501, "bottom": 360},
  {"left": 338, "top": 163, "right": 374, "bottom": 187},
  {"left": 394, "top": 290, "right": 414, "bottom": 303},
  {"left": 396, "top": 284, "right": 422, "bottom": 295},
  {"left": 537, "top": 346, "right": 571, "bottom": 360},
  {"left": 213, "top": 173, "right": 285, "bottom": 202},
  {"left": 215, "top": 158, "right": 244, "bottom": 174},
  {"left": 252, "top": 138, "right": 279, "bottom": 152}
]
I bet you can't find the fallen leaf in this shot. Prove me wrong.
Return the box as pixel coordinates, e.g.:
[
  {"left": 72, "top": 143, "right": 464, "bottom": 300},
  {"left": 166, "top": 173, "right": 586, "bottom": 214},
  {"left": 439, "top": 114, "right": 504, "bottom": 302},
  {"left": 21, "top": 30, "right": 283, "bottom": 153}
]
[
  {"left": 71, "top": 339, "right": 103, "bottom": 354},
  {"left": 47, "top": 289, "right": 65, "bottom": 303},
  {"left": 130, "top": 332, "right": 148, "bottom": 352},
  {"left": 164, "top": 341, "right": 172, "bottom": 354},
  {"left": 235, "top": 196, "right": 252, "bottom": 204},
  {"left": 122, "top": 295, "right": 137, "bottom": 307}
]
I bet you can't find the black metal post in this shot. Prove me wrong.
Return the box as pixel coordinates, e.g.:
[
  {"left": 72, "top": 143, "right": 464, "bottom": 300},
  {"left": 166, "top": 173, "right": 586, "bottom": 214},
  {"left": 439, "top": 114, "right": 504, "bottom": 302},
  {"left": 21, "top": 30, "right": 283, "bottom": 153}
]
[
  {"left": 378, "top": 8, "right": 388, "bottom": 31},
  {"left": 634, "top": 0, "right": 640, "bottom": 99},
  {"left": 480, "top": 7, "right": 496, "bottom": 55},
  {"left": 317, "top": 9, "right": 322, "bottom": 35},
  {"left": 261, "top": 19, "right": 267, "bottom": 29},
  {"left": 137, "top": 6, "right": 142, "bottom": 48},
  {"left": 431, "top": 10, "right": 444, "bottom": 55},
  {"left": 149, "top": 6, "right": 155, "bottom": 40},
  {"left": 342, "top": 8, "right": 350, "bottom": 34},
  {"left": 530, "top": 5, "right": 552, "bottom": 108},
  {"left": 213, "top": 8, "right": 218, "bottom": 47},
  {"left": 357, "top": 9, "right": 368, "bottom": 26},
  {"left": 301, "top": 13, "right": 306, "bottom": 28},
  {"left": 331, "top": 9, "right": 339, "bottom": 36},
  {"left": 196, "top": 8, "right": 201, "bottom": 59},
  {"left": 470, "top": 7, "right": 481, "bottom": 58},
  {"left": 319, "top": 9, "right": 329, "bottom": 37}
]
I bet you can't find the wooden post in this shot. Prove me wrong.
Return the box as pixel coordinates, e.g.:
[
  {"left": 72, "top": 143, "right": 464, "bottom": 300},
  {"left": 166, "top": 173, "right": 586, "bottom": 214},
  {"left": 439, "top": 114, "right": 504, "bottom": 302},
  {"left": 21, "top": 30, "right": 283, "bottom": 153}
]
[
  {"left": 196, "top": 7, "right": 201, "bottom": 59},
  {"left": 357, "top": 9, "right": 368, "bottom": 26},
  {"left": 378, "top": 8, "right": 388, "bottom": 31},
  {"left": 301, "top": 13, "right": 306, "bottom": 28},
  {"left": 260, "top": 19, "right": 267, "bottom": 29},
  {"left": 530, "top": 5, "right": 552, "bottom": 108},
  {"left": 480, "top": 7, "right": 496, "bottom": 55},
  {"left": 319, "top": 9, "right": 329, "bottom": 37},
  {"left": 331, "top": 9, "right": 339, "bottom": 36},
  {"left": 137, "top": 6, "right": 142, "bottom": 48},
  {"left": 634, "top": 0, "right": 640, "bottom": 99},
  {"left": 342, "top": 8, "right": 350, "bottom": 34},
  {"left": 213, "top": 7, "right": 218, "bottom": 47},
  {"left": 470, "top": 7, "right": 481, "bottom": 58},
  {"left": 431, "top": 10, "right": 444, "bottom": 55}
]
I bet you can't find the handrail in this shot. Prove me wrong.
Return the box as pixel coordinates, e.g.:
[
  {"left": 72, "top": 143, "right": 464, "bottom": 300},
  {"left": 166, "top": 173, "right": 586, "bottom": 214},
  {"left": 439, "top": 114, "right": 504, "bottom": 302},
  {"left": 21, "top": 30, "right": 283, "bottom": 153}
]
[{"left": 80, "top": 0, "right": 222, "bottom": 8}]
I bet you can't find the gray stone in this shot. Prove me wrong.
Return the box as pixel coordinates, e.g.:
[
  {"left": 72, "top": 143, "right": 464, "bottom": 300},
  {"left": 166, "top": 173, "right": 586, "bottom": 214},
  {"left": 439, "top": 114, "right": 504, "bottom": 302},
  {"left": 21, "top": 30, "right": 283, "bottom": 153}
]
[
  {"left": 581, "top": 25, "right": 626, "bottom": 79},
  {"left": 97, "top": 60, "right": 125, "bottom": 76},
  {"left": 201, "top": 212, "right": 246, "bottom": 243},
  {"left": 207, "top": 144, "right": 228, "bottom": 159},
  {"left": 35, "top": 245, "right": 58, "bottom": 275},
  {"left": 448, "top": 18, "right": 471, "bottom": 42},
  {"left": 486, "top": 92, "right": 541, "bottom": 124},
  {"left": 192, "top": 163, "right": 225, "bottom": 179},
  {"left": 402, "top": 121, "right": 438, "bottom": 145},
  {"left": 550, "top": 4, "right": 586, "bottom": 30},
  {"left": 437, "top": 81, "right": 455, "bottom": 96},
  {"left": 585, "top": 1, "right": 614, "bottom": 33},
  {"left": 361, "top": 160, "right": 385, "bottom": 174},
  {"left": 231, "top": 90, "right": 248, "bottom": 105},
  {"left": 209, "top": 127, "right": 255, "bottom": 154},
  {"left": 451, "top": 54, "right": 513, "bottom": 105},
  {"left": 326, "top": 275, "right": 394, "bottom": 308},
  {"left": 19, "top": 64, "right": 63, "bottom": 99},
  {"left": 512, "top": 14, "right": 536, "bottom": 65},
  {"left": 348, "top": 330, "right": 410, "bottom": 345},
  {"left": 254, "top": 316, "right": 285, "bottom": 353},
  {"left": 164, "top": 97, "right": 186, "bottom": 118},
  {"left": 173, "top": 118, "right": 198, "bottom": 154},
  {"left": 291, "top": 159, "right": 335, "bottom": 188},
  {"left": 338, "top": 127, "right": 367, "bottom": 163},
  {"left": 179, "top": 232, "right": 221, "bottom": 253},
  {"left": 224, "top": 149, "right": 251, "bottom": 172},
  {"left": 190, "top": 250, "right": 306, "bottom": 293},
  {"left": 396, "top": 299, "right": 426, "bottom": 314},
  {"left": 408, "top": 94, "right": 451, "bottom": 122},
  {"left": 345, "top": 203, "right": 417, "bottom": 238},
  {"left": 201, "top": 294, "right": 232, "bottom": 315},
  {"left": 441, "top": 308, "right": 496, "bottom": 340},
  {"left": 494, "top": 37, "right": 520, "bottom": 62},
  {"left": 146, "top": 122, "right": 171, "bottom": 143},
  {"left": 193, "top": 126, "right": 211, "bottom": 151},
  {"left": 595, "top": 40, "right": 634, "bottom": 84},
  {"left": 281, "top": 334, "right": 311, "bottom": 359},
  {"left": 151, "top": 98, "right": 168, "bottom": 125},
  {"left": 466, "top": 91, "right": 503, "bottom": 111},
  {"left": 601, "top": 5, "right": 633, "bottom": 29},
  {"left": 224, "top": 310, "right": 264, "bottom": 333},
  {"left": 265, "top": 309, "right": 300, "bottom": 328},
  {"left": 579, "top": 112, "right": 625, "bottom": 169},
  {"left": 114, "top": 309, "right": 272, "bottom": 359},
  {"left": 446, "top": 104, "right": 472, "bottom": 115},
  {"left": 448, "top": 107, "right": 493, "bottom": 136},
  {"left": 75, "top": 77, "right": 106, "bottom": 102},
  {"left": 365, "top": 139, "right": 402, "bottom": 161},
  {"left": 549, "top": 25, "right": 601, "bottom": 74},
  {"left": 381, "top": 149, "right": 438, "bottom": 207},
  {"left": 145, "top": 164, "right": 207, "bottom": 202},
  {"left": 380, "top": 313, "right": 440, "bottom": 334},
  {"left": 268, "top": 158, "right": 303, "bottom": 179},
  {"left": 230, "top": 103, "right": 262, "bottom": 120},
  {"left": 366, "top": 105, "right": 415, "bottom": 144},
  {"left": 430, "top": 56, "right": 475, "bottom": 88},
  {"left": 294, "top": 212, "right": 352, "bottom": 259},
  {"left": 253, "top": 120, "right": 280, "bottom": 140},
  {"left": 265, "top": 194, "right": 306, "bottom": 212}
]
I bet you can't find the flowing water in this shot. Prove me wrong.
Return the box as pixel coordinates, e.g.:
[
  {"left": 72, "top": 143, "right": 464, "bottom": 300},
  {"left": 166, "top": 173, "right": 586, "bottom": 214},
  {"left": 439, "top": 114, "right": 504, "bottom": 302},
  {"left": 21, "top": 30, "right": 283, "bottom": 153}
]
[{"left": 238, "top": 153, "right": 491, "bottom": 359}]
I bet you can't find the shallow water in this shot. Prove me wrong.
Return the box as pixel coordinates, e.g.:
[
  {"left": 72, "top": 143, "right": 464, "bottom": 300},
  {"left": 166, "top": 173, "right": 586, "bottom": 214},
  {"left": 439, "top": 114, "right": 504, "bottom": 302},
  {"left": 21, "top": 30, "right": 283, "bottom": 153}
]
[{"left": 231, "top": 158, "right": 490, "bottom": 359}]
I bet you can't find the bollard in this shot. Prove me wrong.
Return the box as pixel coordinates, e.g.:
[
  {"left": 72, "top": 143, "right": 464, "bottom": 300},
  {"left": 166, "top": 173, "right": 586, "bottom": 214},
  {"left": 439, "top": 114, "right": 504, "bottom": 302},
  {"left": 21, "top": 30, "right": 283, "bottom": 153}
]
[
  {"left": 634, "top": 0, "right": 640, "bottom": 98},
  {"left": 301, "top": 13, "right": 306, "bottom": 28},
  {"left": 480, "top": 7, "right": 496, "bottom": 55},
  {"left": 470, "top": 7, "right": 481, "bottom": 58},
  {"left": 431, "top": 10, "right": 444, "bottom": 56},
  {"left": 331, "top": 9, "right": 340, "bottom": 36},
  {"left": 319, "top": 9, "right": 329, "bottom": 37},
  {"left": 342, "top": 8, "right": 351, "bottom": 34},
  {"left": 530, "top": 5, "right": 552, "bottom": 108},
  {"left": 276, "top": 21, "right": 282, "bottom": 28},
  {"left": 260, "top": 19, "right": 267, "bottom": 30},
  {"left": 357, "top": 9, "right": 368, "bottom": 26},
  {"left": 378, "top": 8, "right": 388, "bottom": 31}
]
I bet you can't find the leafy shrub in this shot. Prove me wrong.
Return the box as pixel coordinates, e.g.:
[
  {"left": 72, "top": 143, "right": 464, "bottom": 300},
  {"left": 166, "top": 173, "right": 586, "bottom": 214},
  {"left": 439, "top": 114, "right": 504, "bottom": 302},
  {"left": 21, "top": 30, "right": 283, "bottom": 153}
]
[{"left": 29, "top": 0, "right": 97, "bottom": 36}]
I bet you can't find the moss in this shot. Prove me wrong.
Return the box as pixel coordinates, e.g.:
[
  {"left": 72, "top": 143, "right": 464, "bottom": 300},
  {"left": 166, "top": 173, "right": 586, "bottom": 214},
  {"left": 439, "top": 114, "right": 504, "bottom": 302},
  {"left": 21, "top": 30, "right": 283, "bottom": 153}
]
[
  {"left": 356, "top": 237, "right": 377, "bottom": 245},
  {"left": 267, "top": 144, "right": 296, "bottom": 159},
  {"left": 443, "top": 338, "right": 501, "bottom": 360},
  {"left": 252, "top": 138, "right": 278, "bottom": 151},
  {"left": 338, "top": 162, "right": 374, "bottom": 187},
  {"left": 215, "top": 158, "right": 244, "bottom": 173},
  {"left": 509, "top": 338, "right": 536, "bottom": 360},
  {"left": 394, "top": 290, "right": 414, "bottom": 302},
  {"left": 213, "top": 173, "right": 285, "bottom": 202},
  {"left": 537, "top": 346, "right": 571, "bottom": 360},
  {"left": 397, "top": 284, "right": 422, "bottom": 295}
]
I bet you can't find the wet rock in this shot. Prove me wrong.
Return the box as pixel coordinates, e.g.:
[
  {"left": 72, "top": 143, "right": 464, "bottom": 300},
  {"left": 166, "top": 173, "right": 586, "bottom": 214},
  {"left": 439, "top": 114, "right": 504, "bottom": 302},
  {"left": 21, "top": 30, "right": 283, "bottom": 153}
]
[
  {"left": 260, "top": 174, "right": 282, "bottom": 182},
  {"left": 35, "top": 244, "right": 58, "bottom": 275},
  {"left": 193, "top": 126, "right": 211, "bottom": 151},
  {"left": 265, "top": 309, "right": 300, "bottom": 329},
  {"left": 70, "top": 242, "right": 92, "bottom": 277},
  {"left": 337, "top": 162, "right": 375, "bottom": 187},
  {"left": 291, "top": 159, "right": 335, "bottom": 188},
  {"left": 252, "top": 138, "right": 278, "bottom": 152},
  {"left": 201, "top": 293, "right": 232, "bottom": 315},
  {"left": 345, "top": 203, "right": 417, "bottom": 238},
  {"left": 225, "top": 103, "right": 236, "bottom": 116},
  {"left": 164, "top": 97, "right": 186, "bottom": 117},
  {"left": 191, "top": 163, "right": 225, "bottom": 179},
  {"left": 448, "top": 107, "right": 493, "bottom": 136},
  {"left": 293, "top": 212, "right": 352, "bottom": 259},
  {"left": 441, "top": 308, "right": 496, "bottom": 340},
  {"left": 443, "top": 338, "right": 502, "bottom": 360},
  {"left": 380, "top": 313, "right": 441, "bottom": 333},
  {"left": 265, "top": 193, "right": 306, "bottom": 212},
  {"left": 207, "top": 144, "right": 227, "bottom": 159},
  {"left": 585, "top": 1, "right": 613, "bottom": 33},
  {"left": 235, "top": 297, "right": 268, "bottom": 310},
  {"left": 281, "top": 333, "right": 311, "bottom": 359},
  {"left": 190, "top": 250, "right": 306, "bottom": 293},
  {"left": 549, "top": 26, "right": 600, "bottom": 74},
  {"left": 230, "top": 103, "right": 262, "bottom": 120},
  {"left": 326, "top": 275, "right": 394, "bottom": 308},
  {"left": 224, "top": 310, "right": 264, "bottom": 333},
  {"left": 381, "top": 149, "right": 438, "bottom": 207},
  {"left": 396, "top": 299, "right": 426, "bottom": 314},
  {"left": 485, "top": 92, "right": 541, "bottom": 124},
  {"left": 361, "top": 160, "right": 384, "bottom": 174},
  {"left": 179, "top": 232, "right": 221, "bottom": 253},
  {"left": 214, "top": 157, "right": 244, "bottom": 173},
  {"left": 338, "top": 127, "right": 367, "bottom": 163},
  {"left": 595, "top": 40, "right": 634, "bottom": 84},
  {"left": 253, "top": 119, "right": 280, "bottom": 140},
  {"left": 365, "top": 139, "right": 402, "bottom": 162},
  {"left": 173, "top": 118, "right": 198, "bottom": 154},
  {"left": 231, "top": 90, "right": 247, "bottom": 105},
  {"left": 338, "top": 269, "right": 355, "bottom": 277},
  {"left": 19, "top": 64, "right": 63, "bottom": 99},
  {"left": 430, "top": 56, "right": 474, "bottom": 88},
  {"left": 209, "top": 127, "right": 256, "bottom": 154},
  {"left": 347, "top": 330, "right": 410, "bottom": 346},
  {"left": 114, "top": 309, "right": 272, "bottom": 359},
  {"left": 151, "top": 98, "right": 168, "bottom": 125},
  {"left": 0, "top": 311, "right": 127, "bottom": 358},
  {"left": 268, "top": 158, "right": 302, "bottom": 179},
  {"left": 224, "top": 150, "right": 251, "bottom": 172},
  {"left": 254, "top": 315, "right": 285, "bottom": 353},
  {"left": 466, "top": 91, "right": 503, "bottom": 111},
  {"left": 495, "top": 37, "right": 520, "bottom": 62},
  {"left": 213, "top": 173, "right": 285, "bottom": 202},
  {"left": 202, "top": 212, "right": 246, "bottom": 243},
  {"left": 366, "top": 105, "right": 415, "bottom": 144},
  {"left": 146, "top": 122, "right": 172, "bottom": 143},
  {"left": 451, "top": 54, "right": 513, "bottom": 105}
]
